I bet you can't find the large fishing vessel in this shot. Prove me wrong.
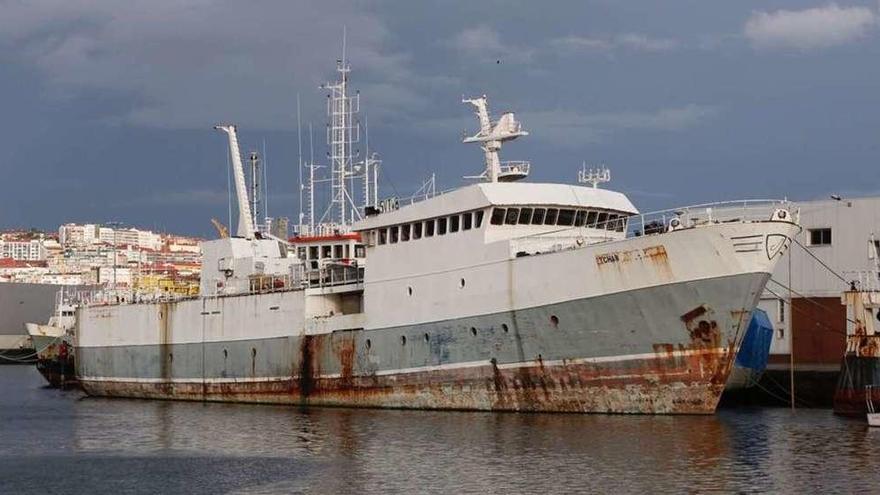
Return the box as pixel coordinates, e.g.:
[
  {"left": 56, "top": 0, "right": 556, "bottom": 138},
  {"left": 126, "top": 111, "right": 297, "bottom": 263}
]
[{"left": 74, "top": 58, "right": 800, "bottom": 414}]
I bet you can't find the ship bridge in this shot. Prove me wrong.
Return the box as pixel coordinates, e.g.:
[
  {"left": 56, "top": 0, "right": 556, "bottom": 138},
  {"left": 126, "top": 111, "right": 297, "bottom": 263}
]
[
  {"left": 353, "top": 181, "right": 637, "bottom": 243},
  {"left": 351, "top": 181, "right": 639, "bottom": 287}
]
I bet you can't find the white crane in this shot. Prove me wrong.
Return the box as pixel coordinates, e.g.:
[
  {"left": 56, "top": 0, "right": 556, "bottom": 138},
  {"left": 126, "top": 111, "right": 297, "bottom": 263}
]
[{"left": 215, "top": 124, "right": 256, "bottom": 239}]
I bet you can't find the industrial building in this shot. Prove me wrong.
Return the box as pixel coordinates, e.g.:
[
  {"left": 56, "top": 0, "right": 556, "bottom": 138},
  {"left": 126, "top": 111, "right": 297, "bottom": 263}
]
[{"left": 753, "top": 196, "right": 880, "bottom": 405}]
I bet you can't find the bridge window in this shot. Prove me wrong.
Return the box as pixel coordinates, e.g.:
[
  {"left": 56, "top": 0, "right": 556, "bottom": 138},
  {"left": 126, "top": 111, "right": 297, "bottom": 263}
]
[
  {"left": 586, "top": 211, "right": 598, "bottom": 228},
  {"left": 575, "top": 210, "right": 587, "bottom": 227},
  {"left": 596, "top": 212, "right": 609, "bottom": 229},
  {"left": 298, "top": 247, "right": 307, "bottom": 259},
  {"left": 412, "top": 222, "right": 422, "bottom": 239},
  {"left": 558, "top": 209, "right": 575, "bottom": 226},
  {"left": 355, "top": 244, "right": 365, "bottom": 257},
  {"left": 378, "top": 228, "right": 387, "bottom": 245},
  {"left": 518, "top": 208, "right": 533, "bottom": 224},
  {"left": 604, "top": 214, "right": 617, "bottom": 231},
  {"left": 322, "top": 245, "right": 332, "bottom": 258},
  {"left": 450, "top": 215, "right": 460, "bottom": 232},
  {"left": 475, "top": 210, "right": 484, "bottom": 228},
  {"left": 490, "top": 208, "right": 505, "bottom": 225},
  {"left": 463, "top": 212, "right": 473, "bottom": 230},
  {"left": 334, "top": 245, "right": 343, "bottom": 258},
  {"left": 531, "top": 208, "right": 546, "bottom": 225},
  {"left": 544, "top": 209, "right": 558, "bottom": 225},
  {"left": 400, "top": 224, "right": 410, "bottom": 242},
  {"left": 390, "top": 226, "right": 399, "bottom": 243},
  {"left": 425, "top": 220, "right": 435, "bottom": 237},
  {"left": 505, "top": 208, "right": 519, "bottom": 225},
  {"left": 438, "top": 217, "right": 448, "bottom": 235}
]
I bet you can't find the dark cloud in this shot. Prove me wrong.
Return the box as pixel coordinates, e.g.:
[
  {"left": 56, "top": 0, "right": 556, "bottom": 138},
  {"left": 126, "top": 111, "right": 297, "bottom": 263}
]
[{"left": 1, "top": 1, "right": 879, "bottom": 235}]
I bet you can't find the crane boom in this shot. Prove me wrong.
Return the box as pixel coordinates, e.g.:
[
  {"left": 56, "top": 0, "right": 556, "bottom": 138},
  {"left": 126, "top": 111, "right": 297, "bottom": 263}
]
[
  {"left": 214, "top": 124, "right": 255, "bottom": 239},
  {"left": 210, "top": 218, "right": 229, "bottom": 239}
]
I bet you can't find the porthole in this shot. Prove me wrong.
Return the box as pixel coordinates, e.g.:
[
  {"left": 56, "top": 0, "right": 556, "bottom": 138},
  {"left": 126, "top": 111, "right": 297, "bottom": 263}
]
[
  {"left": 424, "top": 333, "right": 430, "bottom": 343},
  {"left": 366, "top": 339, "right": 372, "bottom": 350},
  {"left": 223, "top": 349, "right": 228, "bottom": 358},
  {"left": 407, "top": 286, "right": 413, "bottom": 296},
  {"left": 501, "top": 323, "right": 509, "bottom": 333},
  {"left": 459, "top": 278, "right": 466, "bottom": 289},
  {"left": 401, "top": 335, "right": 407, "bottom": 345},
  {"left": 168, "top": 353, "right": 173, "bottom": 362},
  {"left": 550, "top": 315, "right": 559, "bottom": 328},
  {"left": 251, "top": 348, "right": 257, "bottom": 357},
  {"left": 470, "top": 327, "right": 477, "bottom": 336}
]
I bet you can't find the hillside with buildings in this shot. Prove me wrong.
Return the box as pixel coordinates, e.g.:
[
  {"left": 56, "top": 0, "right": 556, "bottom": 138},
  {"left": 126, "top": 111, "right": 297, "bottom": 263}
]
[{"left": 0, "top": 224, "right": 202, "bottom": 295}]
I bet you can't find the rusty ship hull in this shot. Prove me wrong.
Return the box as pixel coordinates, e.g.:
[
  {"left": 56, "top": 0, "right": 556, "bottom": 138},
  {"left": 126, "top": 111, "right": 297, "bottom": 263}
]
[{"left": 77, "top": 271, "right": 768, "bottom": 414}]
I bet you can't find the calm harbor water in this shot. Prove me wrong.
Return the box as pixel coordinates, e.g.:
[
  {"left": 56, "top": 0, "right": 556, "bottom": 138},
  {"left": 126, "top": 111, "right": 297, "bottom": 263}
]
[{"left": 1, "top": 365, "right": 878, "bottom": 494}]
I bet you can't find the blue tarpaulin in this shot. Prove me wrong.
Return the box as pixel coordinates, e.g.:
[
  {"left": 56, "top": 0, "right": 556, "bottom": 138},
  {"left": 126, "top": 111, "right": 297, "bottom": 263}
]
[{"left": 735, "top": 308, "right": 774, "bottom": 371}]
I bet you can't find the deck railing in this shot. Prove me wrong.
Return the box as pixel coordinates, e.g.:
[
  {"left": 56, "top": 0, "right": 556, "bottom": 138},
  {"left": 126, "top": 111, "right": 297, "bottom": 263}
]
[
  {"left": 72, "top": 262, "right": 366, "bottom": 308},
  {"left": 843, "top": 270, "right": 880, "bottom": 292},
  {"left": 511, "top": 199, "right": 793, "bottom": 250},
  {"left": 627, "top": 199, "right": 792, "bottom": 237}
]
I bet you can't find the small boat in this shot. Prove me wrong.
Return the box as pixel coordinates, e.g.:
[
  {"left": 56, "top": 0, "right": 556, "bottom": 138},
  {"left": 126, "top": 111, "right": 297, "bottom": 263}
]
[
  {"left": 25, "top": 297, "right": 77, "bottom": 388},
  {"left": 832, "top": 240, "right": 880, "bottom": 417}
]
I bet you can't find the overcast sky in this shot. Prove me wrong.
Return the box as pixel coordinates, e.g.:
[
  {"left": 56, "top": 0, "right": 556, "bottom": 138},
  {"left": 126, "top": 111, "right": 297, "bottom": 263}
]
[{"left": 1, "top": 1, "right": 879, "bottom": 236}]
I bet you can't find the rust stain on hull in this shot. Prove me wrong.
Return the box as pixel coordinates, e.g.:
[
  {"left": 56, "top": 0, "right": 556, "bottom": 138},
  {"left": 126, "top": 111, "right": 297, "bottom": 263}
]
[{"left": 80, "top": 347, "right": 736, "bottom": 414}]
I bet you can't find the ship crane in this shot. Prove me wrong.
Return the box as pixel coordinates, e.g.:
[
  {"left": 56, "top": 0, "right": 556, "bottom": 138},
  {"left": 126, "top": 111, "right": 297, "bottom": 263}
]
[
  {"left": 462, "top": 95, "right": 529, "bottom": 183},
  {"left": 210, "top": 218, "right": 229, "bottom": 239},
  {"left": 214, "top": 124, "right": 256, "bottom": 239}
]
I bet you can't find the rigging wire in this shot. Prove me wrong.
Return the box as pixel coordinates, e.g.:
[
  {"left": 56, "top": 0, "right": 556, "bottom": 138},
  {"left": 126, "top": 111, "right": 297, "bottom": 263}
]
[
  {"left": 764, "top": 284, "right": 848, "bottom": 336},
  {"left": 792, "top": 238, "right": 848, "bottom": 283}
]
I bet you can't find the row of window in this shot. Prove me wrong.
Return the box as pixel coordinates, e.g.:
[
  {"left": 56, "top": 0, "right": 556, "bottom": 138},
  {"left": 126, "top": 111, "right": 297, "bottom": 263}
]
[
  {"left": 297, "top": 243, "right": 366, "bottom": 261},
  {"left": 377, "top": 210, "right": 485, "bottom": 245},
  {"left": 489, "top": 207, "right": 628, "bottom": 232}
]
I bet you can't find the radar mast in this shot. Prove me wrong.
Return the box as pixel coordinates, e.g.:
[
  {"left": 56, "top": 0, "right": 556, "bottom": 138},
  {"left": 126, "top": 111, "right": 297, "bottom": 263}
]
[
  {"left": 578, "top": 163, "right": 611, "bottom": 189},
  {"left": 462, "top": 96, "right": 530, "bottom": 183}
]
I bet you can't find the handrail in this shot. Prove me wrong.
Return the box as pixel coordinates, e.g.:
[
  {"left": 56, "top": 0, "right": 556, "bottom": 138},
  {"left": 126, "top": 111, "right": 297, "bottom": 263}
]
[{"left": 511, "top": 199, "right": 792, "bottom": 243}]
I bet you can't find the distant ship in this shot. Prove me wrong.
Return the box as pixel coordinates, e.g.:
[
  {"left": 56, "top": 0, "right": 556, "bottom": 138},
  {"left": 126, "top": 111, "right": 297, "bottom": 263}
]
[
  {"left": 73, "top": 57, "right": 799, "bottom": 414},
  {"left": 25, "top": 290, "right": 77, "bottom": 387},
  {"left": 0, "top": 282, "right": 68, "bottom": 363}
]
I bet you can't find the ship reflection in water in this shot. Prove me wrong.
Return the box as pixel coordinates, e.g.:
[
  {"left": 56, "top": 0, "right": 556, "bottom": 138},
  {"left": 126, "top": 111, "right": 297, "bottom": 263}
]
[{"left": 2, "top": 366, "right": 879, "bottom": 493}]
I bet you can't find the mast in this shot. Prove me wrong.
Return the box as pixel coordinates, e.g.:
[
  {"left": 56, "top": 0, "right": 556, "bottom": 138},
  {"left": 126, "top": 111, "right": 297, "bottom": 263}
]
[
  {"left": 462, "top": 96, "right": 529, "bottom": 183},
  {"left": 214, "top": 124, "right": 256, "bottom": 239},
  {"left": 297, "top": 94, "right": 304, "bottom": 231},
  {"left": 578, "top": 162, "right": 611, "bottom": 189},
  {"left": 320, "top": 36, "right": 360, "bottom": 226},
  {"left": 248, "top": 150, "right": 261, "bottom": 231}
]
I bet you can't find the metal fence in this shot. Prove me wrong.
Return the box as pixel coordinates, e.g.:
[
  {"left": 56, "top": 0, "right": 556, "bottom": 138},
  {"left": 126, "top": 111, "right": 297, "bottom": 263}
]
[{"left": 627, "top": 199, "right": 792, "bottom": 237}]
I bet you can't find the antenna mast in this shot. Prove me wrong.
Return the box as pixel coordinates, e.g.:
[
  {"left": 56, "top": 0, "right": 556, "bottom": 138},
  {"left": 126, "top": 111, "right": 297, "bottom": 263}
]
[
  {"left": 577, "top": 162, "right": 611, "bottom": 189},
  {"left": 462, "top": 95, "right": 529, "bottom": 183},
  {"left": 297, "top": 94, "right": 304, "bottom": 231},
  {"left": 248, "top": 150, "right": 261, "bottom": 231},
  {"left": 320, "top": 32, "right": 360, "bottom": 226}
]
